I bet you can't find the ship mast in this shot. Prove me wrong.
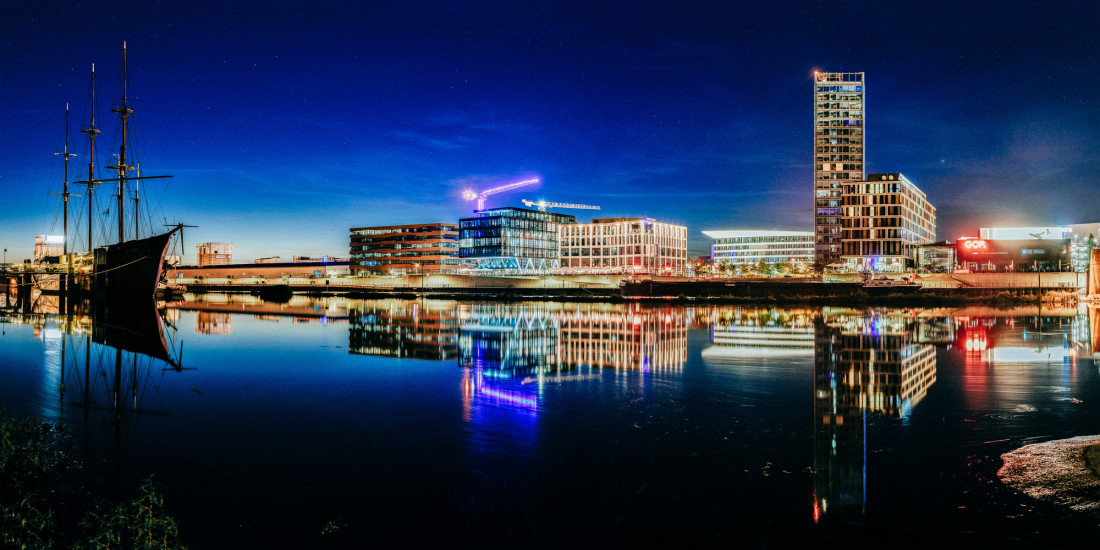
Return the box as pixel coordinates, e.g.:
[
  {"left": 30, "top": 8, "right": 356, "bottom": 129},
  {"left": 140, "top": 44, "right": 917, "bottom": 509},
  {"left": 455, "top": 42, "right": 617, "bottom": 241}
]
[
  {"left": 107, "top": 41, "right": 134, "bottom": 244},
  {"left": 54, "top": 104, "right": 77, "bottom": 255},
  {"left": 80, "top": 64, "right": 101, "bottom": 253}
]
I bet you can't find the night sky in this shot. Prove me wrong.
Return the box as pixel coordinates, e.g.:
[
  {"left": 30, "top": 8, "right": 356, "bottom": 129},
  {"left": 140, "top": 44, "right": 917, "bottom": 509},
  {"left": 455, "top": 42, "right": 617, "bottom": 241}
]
[{"left": 2, "top": 1, "right": 1097, "bottom": 263}]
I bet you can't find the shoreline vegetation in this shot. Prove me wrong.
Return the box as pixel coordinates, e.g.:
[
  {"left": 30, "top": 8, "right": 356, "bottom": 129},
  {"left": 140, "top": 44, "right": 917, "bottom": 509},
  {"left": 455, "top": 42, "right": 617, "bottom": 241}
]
[{"left": 0, "top": 411, "right": 186, "bottom": 550}]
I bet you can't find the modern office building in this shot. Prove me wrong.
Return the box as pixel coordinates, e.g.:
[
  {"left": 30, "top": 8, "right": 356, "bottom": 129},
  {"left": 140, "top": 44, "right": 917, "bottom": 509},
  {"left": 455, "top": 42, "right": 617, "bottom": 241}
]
[
  {"left": 703, "top": 230, "right": 814, "bottom": 269},
  {"left": 840, "top": 173, "right": 935, "bottom": 272},
  {"left": 459, "top": 207, "right": 575, "bottom": 274},
  {"left": 559, "top": 217, "right": 687, "bottom": 275},
  {"left": 349, "top": 223, "right": 460, "bottom": 275},
  {"left": 814, "top": 71, "right": 865, "bottom": 264},
  {"left": 196, "top": 242, "right": 233, "bottom": 266}
]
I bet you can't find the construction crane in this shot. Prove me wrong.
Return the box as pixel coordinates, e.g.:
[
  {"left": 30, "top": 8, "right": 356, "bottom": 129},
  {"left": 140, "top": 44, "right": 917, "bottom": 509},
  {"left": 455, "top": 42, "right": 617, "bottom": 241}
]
[
  {"left": 521, "top": 199, "right": 601, "bottom": 212},
  {"left": 463, "top": 178, "right": 539, "bottom": 211}
]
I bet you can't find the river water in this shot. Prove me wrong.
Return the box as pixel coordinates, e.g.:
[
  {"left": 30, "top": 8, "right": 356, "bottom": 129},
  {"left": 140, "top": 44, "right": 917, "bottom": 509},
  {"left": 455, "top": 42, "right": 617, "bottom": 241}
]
[{"left": 2, "top": 295, "right": 1098, "bottom": 547}]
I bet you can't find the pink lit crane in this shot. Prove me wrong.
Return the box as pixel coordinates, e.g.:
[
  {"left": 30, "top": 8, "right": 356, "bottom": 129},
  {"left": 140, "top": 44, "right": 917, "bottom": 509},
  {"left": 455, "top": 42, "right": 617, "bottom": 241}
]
[{"left": 463, "top": 178, "right": 539, "bottom": 211}]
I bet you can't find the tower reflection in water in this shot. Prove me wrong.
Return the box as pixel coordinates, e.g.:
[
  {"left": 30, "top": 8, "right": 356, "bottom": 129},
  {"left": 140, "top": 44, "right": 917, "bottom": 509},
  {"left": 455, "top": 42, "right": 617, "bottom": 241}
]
[{"left": 813, "top": 309, "right": 937, "bottom": 521}]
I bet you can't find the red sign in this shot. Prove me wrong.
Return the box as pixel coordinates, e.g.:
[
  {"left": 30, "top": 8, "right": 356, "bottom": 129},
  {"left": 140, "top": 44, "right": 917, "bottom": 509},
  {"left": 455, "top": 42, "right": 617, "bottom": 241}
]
[{"left": 962, "top": 240, "right": 987, "bottom": 249}]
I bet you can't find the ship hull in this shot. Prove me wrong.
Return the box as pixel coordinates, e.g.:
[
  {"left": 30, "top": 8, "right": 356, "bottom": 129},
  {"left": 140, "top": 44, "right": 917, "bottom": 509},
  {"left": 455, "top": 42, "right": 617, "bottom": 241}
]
[{"left": 94, "top": 229, "right": 177, "bottom": 302}]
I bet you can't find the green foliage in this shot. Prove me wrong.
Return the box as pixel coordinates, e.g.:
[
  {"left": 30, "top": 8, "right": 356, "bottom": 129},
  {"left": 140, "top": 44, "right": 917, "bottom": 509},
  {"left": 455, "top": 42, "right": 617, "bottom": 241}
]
[
  {"left": 1, "top": 411, "right": 186, "bottom": 550},
  {"left": 78, "top": 477, "right": 186, "bottom": 550},
  {"left": 1, "top": 413, "right": 65, "bottom": 549}
]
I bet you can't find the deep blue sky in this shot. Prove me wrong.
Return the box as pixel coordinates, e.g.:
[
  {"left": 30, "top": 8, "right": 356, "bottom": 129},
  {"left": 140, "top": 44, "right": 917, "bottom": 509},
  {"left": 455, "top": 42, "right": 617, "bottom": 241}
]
[{"left": 2, "top": 1, "right": 1098, "bottom": 263}]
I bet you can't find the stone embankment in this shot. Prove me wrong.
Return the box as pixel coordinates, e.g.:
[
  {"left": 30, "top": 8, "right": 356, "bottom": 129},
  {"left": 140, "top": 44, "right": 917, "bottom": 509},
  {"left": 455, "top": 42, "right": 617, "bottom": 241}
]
[{"left": 168, "top": 272, "right": 1085, "bottom": 305}]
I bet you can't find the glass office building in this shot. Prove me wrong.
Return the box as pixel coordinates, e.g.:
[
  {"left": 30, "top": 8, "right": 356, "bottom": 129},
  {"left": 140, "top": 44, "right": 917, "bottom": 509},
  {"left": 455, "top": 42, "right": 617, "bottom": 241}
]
[{"left": 459, "top": 207, "right": 576, "bottom": 274}]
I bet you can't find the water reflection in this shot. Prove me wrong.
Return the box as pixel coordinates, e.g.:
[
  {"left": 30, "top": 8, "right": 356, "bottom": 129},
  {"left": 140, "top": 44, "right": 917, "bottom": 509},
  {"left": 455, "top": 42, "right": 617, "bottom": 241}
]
[
  {"left": 349, "top": 299, "right": 459, "bottom": 359},
  {"left": 0, "top": 296, "right": 185, "bottom": 500},
  {"left": 698, "top": 307, "right": 816, "bottom": 359},
  {"left": 813, "top": 309, "right": 937, "bottom": 520},
  {"left": 810, "top": 305, "right": 1098, "bottom": 524}
]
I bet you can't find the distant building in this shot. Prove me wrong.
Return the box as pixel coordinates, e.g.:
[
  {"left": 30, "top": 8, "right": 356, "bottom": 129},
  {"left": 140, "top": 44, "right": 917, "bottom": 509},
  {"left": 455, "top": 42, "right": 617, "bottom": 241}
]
[
  {"left": 293, "top": 255, "right": 348, "bottom": 263},
  {"left": 979, "top": 224, "right": 1100, "bottom": 272},
  {"left": 814, "top": 71, "right": 866, "bottom": 264},
  {"left": 34, "top": 235, "right": 63, "bottom": 261},
  {"left": 459, "top": 207, "right": 575, "bottom": 274},
  {"left": 169, "top": 260, "right": 350, "bottom": 280},
  {"left": 254, "top": 256, "right": 283, "bottom": 264},
  {"left": 841, "top": 173, "right": 936, "bottom": 272},
  {"left": 560, "top": 217, "right": 687, "bottom": 275},
  {"left": 349, "top": 223, "right": 460, "bottom": 276},
  {"left": 703, "top": 230, "right": 813, "bottom": 268},
  {"left": 196, "top": 242, "right": 232, "bottom": 266}
]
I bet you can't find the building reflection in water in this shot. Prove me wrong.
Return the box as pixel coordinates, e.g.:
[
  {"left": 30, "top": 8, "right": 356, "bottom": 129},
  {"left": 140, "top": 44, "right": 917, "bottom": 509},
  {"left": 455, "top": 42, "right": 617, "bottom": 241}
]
[
  {"left": 558, "top": 303, "right": 687, "bottom": 373},
  {"left": 698, "top": 307, "right": 816, "bottom": 360},
  {"left": 196, "top": 311, "right": 231, "bottom": 334},
  {"left": 348, "top": 299, "right": 459, "bottom": 360},
  {"left": 813, "top": 309, "right": 937, "bottom": 522},
  {"left": 456, "top": 302, "right": 689, "bottom": 455}
]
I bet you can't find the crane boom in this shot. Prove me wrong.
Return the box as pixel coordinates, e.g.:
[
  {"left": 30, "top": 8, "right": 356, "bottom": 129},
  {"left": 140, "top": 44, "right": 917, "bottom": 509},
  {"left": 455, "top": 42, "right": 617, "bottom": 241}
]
[
  {"left": 521, "top": 199, "right": 601, "bottom": 212},
  {"left": 464, "top": 178, "right": 539, "bottom": 210}
]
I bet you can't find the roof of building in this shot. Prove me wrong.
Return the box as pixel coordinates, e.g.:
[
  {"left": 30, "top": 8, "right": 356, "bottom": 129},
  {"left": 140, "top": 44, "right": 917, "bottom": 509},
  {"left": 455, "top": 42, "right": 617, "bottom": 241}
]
[{"left": 702, "top": 230, "right": 813, "bottom": 239}]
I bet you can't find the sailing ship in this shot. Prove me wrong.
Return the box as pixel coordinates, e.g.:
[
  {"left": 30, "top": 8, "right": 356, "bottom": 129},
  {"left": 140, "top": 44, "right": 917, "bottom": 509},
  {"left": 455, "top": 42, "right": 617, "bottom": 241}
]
[{"left": 59, "top": 42, "right": 182, "bottom": 302}]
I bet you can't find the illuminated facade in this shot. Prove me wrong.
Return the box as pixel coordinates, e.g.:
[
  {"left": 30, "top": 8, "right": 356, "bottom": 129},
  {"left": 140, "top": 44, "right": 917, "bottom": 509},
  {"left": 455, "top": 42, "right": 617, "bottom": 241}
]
[
  {"left": 956, "top": 238, "right": 1071, "bottom": 272},
  {"left": 814, "top": 71, "right": 865, "bottom": 264},
  {"left": 459, "top": 207, "right": 575, "bottom": 274},
  {"left": 704, "top": 230, "right": 813, "bottom": 268},
  {"left": 841, "top": 173, "right": 935, "bottom": 272},
  {"left": 349, "top": 223, "right": 460, "bottom": 275},
  {"left": 559, "top": 217, "right": 687, "bottom": 275}
]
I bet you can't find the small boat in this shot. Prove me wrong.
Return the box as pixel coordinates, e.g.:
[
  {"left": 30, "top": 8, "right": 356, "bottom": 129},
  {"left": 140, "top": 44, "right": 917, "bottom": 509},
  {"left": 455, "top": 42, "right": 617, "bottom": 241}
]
[{"left": 862, "top": 275, "right": 922, "bottom": 289}]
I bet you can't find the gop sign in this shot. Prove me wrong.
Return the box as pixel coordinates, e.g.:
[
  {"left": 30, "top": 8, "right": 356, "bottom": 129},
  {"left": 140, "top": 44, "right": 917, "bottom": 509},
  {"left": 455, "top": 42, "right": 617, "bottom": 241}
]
[{"left": 962, "top": 240, "right": 987, "bottom": 249}]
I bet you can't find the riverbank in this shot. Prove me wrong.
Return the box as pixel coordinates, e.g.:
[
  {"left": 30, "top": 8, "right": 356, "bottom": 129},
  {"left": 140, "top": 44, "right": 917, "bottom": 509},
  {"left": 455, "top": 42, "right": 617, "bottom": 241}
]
[
  {"left": 174, "top": 279, "right": 1060, "bottom": 307},
  {"left": 999, "top": 435, "right": 1100, "bottom": 517}
]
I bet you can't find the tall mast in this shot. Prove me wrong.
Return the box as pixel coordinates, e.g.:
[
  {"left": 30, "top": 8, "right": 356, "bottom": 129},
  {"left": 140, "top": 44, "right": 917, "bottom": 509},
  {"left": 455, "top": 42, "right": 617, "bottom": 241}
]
[
  {"left": 55, "top": 104, "right": 77, "bottom": 255},
  {"left": 107, "top": 41, "right": 134, "bottom": 244},
  {"left": 80, "top": 64, "right": 101, "bottom": 253}
]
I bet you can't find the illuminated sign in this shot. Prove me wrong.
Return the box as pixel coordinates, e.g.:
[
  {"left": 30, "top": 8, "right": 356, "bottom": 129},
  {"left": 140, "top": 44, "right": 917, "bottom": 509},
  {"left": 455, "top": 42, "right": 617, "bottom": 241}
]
[{"left": 962, "top": 240, "right": 987, "bottom": 250}]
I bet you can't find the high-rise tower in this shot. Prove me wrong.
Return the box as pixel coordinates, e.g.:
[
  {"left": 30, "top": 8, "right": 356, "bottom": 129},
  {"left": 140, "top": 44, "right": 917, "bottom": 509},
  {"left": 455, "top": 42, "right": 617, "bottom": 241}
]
[{"left": 813, "top": 72, "right": 865, "bottom": 264}]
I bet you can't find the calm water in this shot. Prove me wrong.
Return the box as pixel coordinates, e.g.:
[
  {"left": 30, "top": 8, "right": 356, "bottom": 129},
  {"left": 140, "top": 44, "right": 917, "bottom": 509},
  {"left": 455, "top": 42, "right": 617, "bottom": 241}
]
[{"left": 2, "top": 295, "right": 1098, "bottom": 548}]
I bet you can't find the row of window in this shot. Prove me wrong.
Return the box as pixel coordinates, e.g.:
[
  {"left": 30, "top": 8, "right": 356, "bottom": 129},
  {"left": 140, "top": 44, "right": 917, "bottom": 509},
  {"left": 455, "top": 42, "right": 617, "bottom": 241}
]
[
  {"left": 351, "top": 226, "right": 458, "bottom": 236},
  {"left": 562, "top": 247, "right": 685, "bottom": 258},
  {"left": 815, "top": 128, "right": 862, "bottom": 136}
]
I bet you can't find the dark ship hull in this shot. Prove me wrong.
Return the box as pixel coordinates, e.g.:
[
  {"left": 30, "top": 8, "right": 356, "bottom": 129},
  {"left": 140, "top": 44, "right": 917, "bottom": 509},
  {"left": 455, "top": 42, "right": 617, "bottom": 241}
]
[{"left": 93, "top": 228, "right": 177, "bottom": 302}]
